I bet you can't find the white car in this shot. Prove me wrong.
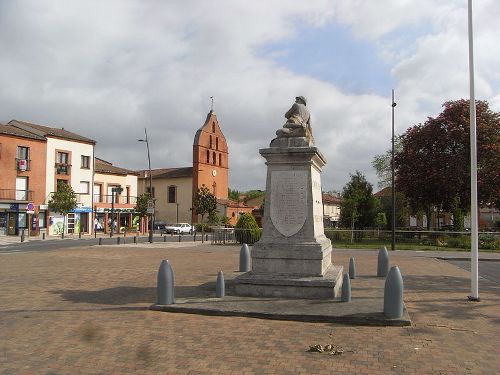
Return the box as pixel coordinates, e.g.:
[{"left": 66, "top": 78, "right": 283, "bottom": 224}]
[{"left": 164, "top": 223, "right": 194, "bottom": 234}]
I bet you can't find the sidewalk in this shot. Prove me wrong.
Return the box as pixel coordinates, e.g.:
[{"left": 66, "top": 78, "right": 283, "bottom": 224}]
[{"left": 1, "top": 243, "right": 499, "bottom": 374}]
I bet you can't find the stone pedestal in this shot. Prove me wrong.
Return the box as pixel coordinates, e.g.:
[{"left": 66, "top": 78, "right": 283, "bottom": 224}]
[{"left": 234, "top": 138, "right": 342, "bottom": 299}]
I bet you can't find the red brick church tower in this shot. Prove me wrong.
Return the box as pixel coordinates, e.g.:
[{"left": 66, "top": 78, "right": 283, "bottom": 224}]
[{"left": 192, "top": 110, "right": 229, "bottom": 204}]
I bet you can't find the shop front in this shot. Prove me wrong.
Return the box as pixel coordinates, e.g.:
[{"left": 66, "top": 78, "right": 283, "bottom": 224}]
[
  {"left": 0, "top": 203, "right": 46, "bottom": 236},
  {"left": 95, "top": 207, "right": 139, "bottom": 234}
]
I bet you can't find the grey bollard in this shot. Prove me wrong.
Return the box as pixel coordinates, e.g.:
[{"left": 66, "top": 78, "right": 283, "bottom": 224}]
[
  {"left": 42, "top": 232, "right": 46, "bottom": 240},
  {"left": 348, "top": 257, "right": 356, "bottom": 279},
  {"left": 117, "top": 237, "right": 120, "bottom": 245},
  {"left": 79, "top": 231, "right": 82, "bottom": 239},
  {"left": 21, "top": 230, "right": 25, "bottom": 242},
  {"left": 216, "top": 271, "right": 225, "bottom": 298},
  {"left": 205, "top": 234, "right": 208, "bottom": 241},
  {"left": 134, "top": 236, "right": 137, "bottom": 244},
  {"left": 163, "top": 236, "right": 167, "bottom": 242},
  {"left": 178, "top": 234, "right": 181, "bottom": 242},
  {"left": 98, "top": 238, "right": 102, "bottom": 245},
  {"left": 384, "top": 266, "right": 404, "bottom": 319},
  {"left": 239, "top": 244, "right": 251, "bottom": 272},
  {"left": 341, "top": 273, "right": 351, "bottom": 302},
  {"left": 157, "top": 260, "right": 175, "bottom": 305},
  {"left": 377, "top": 246, "right": 390, "bottom": 277}
]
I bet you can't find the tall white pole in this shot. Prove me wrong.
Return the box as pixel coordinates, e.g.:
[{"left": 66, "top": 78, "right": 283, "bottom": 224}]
[{"left": 468, "top": 0, "right": 479, "bottom": 301}]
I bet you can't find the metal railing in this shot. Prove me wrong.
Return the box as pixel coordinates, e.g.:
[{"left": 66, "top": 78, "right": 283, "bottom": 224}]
[
  {"left": 211, "top": 227, "right": 262, "bottom": 245},
  {"left": 93, "top": 194, "right": 137, "bottom": 204},
  {"left": 325, "top": 229, "right": 500, "bottom": 251},
  {"left": 0, "top": 189, "right": 34, "bottom": 201},
  {"left": 55, "top": 163, "right": 71, "bottom": 175}
]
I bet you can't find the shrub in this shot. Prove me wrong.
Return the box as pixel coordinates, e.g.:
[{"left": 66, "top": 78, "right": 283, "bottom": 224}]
[
  {"left": 235, "top": 213, "right": 261, "bottom": 244},
  {"left": 479, "top": 234, "right": 500, "bottom": 250}
]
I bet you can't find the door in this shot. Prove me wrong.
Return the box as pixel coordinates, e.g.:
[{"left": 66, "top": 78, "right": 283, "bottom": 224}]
[
  {"left": 67, "top": 213, "right": 75, "bottom": 234},
  {"left": 0, "top": 213, "right": 7, "bottom": 235},
  {"left": 7, "top": 213, "right": 17, "bottom": 235}
]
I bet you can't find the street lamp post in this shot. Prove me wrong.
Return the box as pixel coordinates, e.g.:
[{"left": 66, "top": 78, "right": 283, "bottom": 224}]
[
  {"left": 391, "top": 89, "right": 397, "bottom": 251},
  {"left": 138, "top": 128, "right": 154, "bottom": 243},
  {"left": 110, "top": 185, "right": 123, "bottom": 238}
]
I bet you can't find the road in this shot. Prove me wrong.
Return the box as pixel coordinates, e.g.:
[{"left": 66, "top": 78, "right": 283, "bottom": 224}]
[
  {"left": 0, "top": 234, "right": 206, "bottom": 254},
  {"left": 446, "top": 259, "right": 500, "bottom": 284}
]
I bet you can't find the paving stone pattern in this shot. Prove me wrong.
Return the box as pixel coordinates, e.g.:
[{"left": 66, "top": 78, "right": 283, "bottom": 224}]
[{"left": 1, "top": 244, "right": 499, "bottom": 374}]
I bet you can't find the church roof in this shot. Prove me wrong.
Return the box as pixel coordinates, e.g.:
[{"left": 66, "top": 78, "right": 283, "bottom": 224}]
[{"left": 136, "top": 167, "right": 193, "bottom": 179}]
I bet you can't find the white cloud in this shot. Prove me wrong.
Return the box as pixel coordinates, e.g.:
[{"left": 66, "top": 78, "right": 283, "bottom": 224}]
[{"left": 0, "top": 0, "right": 498, "bottom": 193}]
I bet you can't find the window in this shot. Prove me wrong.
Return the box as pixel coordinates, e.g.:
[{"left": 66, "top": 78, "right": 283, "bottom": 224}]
[
  {"left": 212, "top": 122, "right": 216, "bottom": 133},
  {"left": 17, "top": 146, "right": 30, "bottom": 171},
  {"left": 206, "top": 150, "right": 210, "bottom": 163},
  {"left": 81, "top": 155, "right": 90, "bottom": 169},
  {"left": 168, "top": 186, "right": 177, "bottom": 203},
  {"left": 57, "top": 152, "right": 69, "bottom": 164},
  {"left": 93, "top": 184, "right": 102, "bottom": 203},
  {"left": 80, "top": 181, "right": 90, "bottom": 194},
  {"left": 212, "top": 152, "right": 216, "bottom": 165},
  {"left": 219, "top": 153, "right": 222, "bottom": 166},
  {"left": 216, "top": 137, "right": 219, "bottom": 150},
  {"left": 38, "top": 212, "right": 46, "bottom": 228},
  {"left": 209, "top": 135, "right": 213, "bottom": 148},
  {"left": 17, "top": 146, "right": 29, "bottom": 159},
  {"left": 56, "top": 151, "right": 70, "bottom": 174},
  {"left": 18, "top": 213, "right": 27, "bottom": 229},
  {"left": 15, "top": 177, "right": 28, "bottom": 200}
]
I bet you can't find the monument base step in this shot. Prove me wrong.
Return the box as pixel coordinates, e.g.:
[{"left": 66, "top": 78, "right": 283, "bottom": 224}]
[{"left": 233, "top": 265, "right": 343, "bottom": 299}]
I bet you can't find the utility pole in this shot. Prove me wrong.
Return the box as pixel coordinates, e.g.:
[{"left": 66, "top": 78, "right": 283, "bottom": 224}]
[{"left": 391, "top": 89, "right": 397, "bottom": 251}]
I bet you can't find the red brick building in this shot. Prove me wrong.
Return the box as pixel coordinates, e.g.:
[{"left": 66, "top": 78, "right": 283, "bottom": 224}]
[{"left": 0, "top": 124, "right": 47, "bottom": 236}]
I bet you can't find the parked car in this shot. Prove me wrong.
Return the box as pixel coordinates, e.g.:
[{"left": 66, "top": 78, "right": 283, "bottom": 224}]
[
  {"left": 153, "top": 220, "right": 167, "bottom": 231},
  {"left": 164, "top": 223, "right": 194, "bottom": 234}
]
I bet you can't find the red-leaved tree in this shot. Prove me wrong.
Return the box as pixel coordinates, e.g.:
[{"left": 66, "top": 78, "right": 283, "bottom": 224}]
[{"left": 395, "top": 99, "right": 499, "bottom": 227}]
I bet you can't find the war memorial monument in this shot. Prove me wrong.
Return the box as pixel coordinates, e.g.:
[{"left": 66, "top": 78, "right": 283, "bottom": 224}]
[{"left": 234, "top": 96, "right": 343, "bottom": 298}]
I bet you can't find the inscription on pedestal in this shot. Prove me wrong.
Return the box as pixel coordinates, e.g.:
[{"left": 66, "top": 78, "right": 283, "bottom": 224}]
[{"left": 270, "top": 170, "right": 307, "bottom": 237}]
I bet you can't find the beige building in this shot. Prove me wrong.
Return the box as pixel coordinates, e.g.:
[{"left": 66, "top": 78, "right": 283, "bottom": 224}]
[
  {"left": 137, "top": 168, "right": 193, "bottom": 224},
  {"left": 322, "top": 193, "right": 341, "bottom": 228},
  {"left": 93, "top": 158, "right": 139, "bottom": 233}
]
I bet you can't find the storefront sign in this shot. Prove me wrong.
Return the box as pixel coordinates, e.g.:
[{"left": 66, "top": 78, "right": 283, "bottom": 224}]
[{"left": 74, "top": 207, "right": 92, "bottom": 213}]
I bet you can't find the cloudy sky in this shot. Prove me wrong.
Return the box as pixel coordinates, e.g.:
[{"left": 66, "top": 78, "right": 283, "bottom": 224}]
[{"left": 1, "top": 0, "right": 498, "bottom": 193}]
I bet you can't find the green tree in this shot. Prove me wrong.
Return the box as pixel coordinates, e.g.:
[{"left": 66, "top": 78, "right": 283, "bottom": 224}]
[
  {"left": 193, "top": 186, "right": 217, "bottom": 242},
  {"left": 48, "top": 181, "right": 78, "bottom": 239},
  {"left": 372, "top": 138, "right": 402, "bottom": 189},
  {"left": 135, "top": 192, "right": 152, "bottom": 233},
  {"left": 375, "top": 212, "right": 387, "bottom": 230},
  {"left": 377, "top": 191, "right": 409, "bottom": 229},
  {"left": 244, "top": 190, "right": 265, "bottom": 201},
  {"left": 339, "top": 171, "right": 379, "bottom": 230},
  {"left": 207, "top": 210, "right": 221, "bottom": 225},
  {"left": 228, "top": 188, "right": 241, "bottom": 201},
  {"left": 235, "top": 213, "right": 261, "bottom": 244}
]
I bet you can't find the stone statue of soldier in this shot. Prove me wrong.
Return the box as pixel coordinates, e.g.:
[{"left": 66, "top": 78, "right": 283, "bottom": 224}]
[{"left": 275, "top": 96, "right": 313, "bottom": 143}]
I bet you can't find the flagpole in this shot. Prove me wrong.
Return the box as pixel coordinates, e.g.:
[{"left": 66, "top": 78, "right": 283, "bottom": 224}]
[{"left": 467, "top": 0, "right": 479, "bottom": 301}]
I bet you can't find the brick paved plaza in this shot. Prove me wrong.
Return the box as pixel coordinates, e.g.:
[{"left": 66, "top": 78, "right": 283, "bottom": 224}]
[{"left": 1, "top": 242, "right": 499, "bottom": 374}]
